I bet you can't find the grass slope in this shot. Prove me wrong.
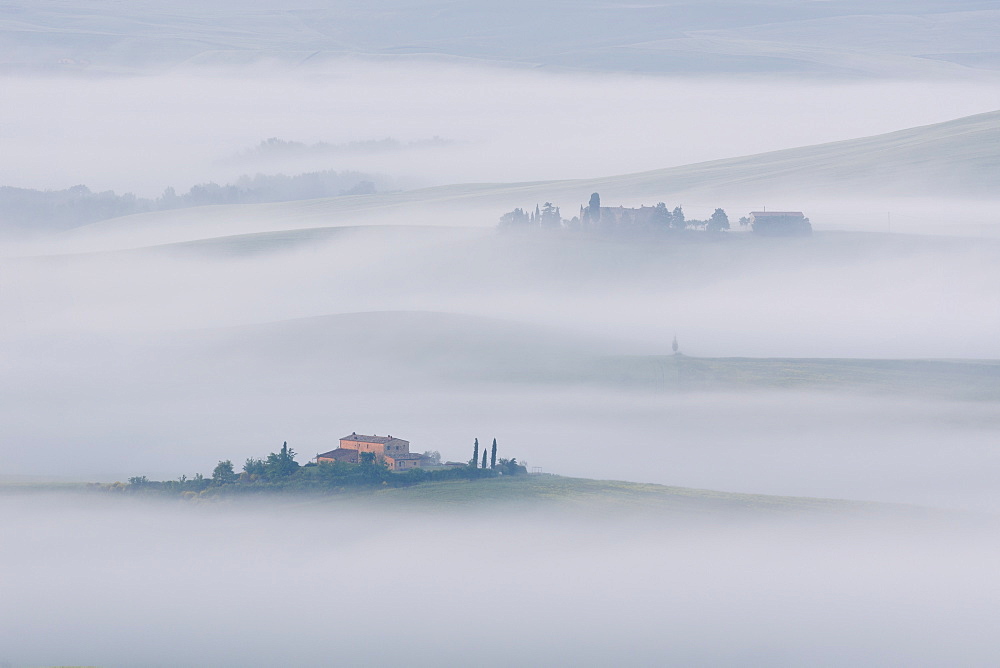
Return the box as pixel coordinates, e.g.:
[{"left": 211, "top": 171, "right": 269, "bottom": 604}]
[
  {"left": 118, "top": 308, "right": 1000, "bottom": 398},
  {"left": 306, "top": 474, "right": 925, "bottom": 520},
  {"left": 585, "top": 109, "right": 1000, "bottom": 199},
  {"left": 144, "top": 224, "right": 480, "bottom": 258},
  {"left": 205, "top": 308, "right": 1000, "bottom": 397},
  {"left": 0, "top": 475, "right": 927, "bottom": 520},
  {"left": 593, "top": 355, "right": 1000, "bottom": 400}
]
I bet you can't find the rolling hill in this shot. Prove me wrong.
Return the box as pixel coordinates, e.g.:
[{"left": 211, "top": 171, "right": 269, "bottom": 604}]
[
  {"left": 0, "top": 474, "right": 936, "bottom": 521},
  {"left": 2, "top": 0, "right": 996, "bottom": 77},
  {"left": 184, "top": 308, "right": 1000, "bottom": 398},
  {"left": 47, "top": 108, "right": 1000, "bottom": 250},
  {"left": 324, "top": 475, "right": 965, "bottom": 524},
  {"left": 19, "top": 307, "right": 993, "bottom": 399},
  {"left": 580, "top": 109, "right": 1000, "bottom": 199}
]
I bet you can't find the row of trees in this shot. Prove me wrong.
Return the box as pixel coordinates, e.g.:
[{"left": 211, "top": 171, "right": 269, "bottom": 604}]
[
  {"left": 499, "top": 203, "right": 563, "bottom": 229},
  {"left": 470, "top": 438, "right": 527, "bottom": 475},
  {"left": 0, "top": 169, "right": 387, "bottom": 233},
  {"left": 126, "top": 441, "right": 305, "bottom": 493}
]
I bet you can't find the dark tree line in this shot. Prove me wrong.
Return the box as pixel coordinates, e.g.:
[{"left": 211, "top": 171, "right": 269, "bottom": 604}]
[
  {"left": 0, "top": 169, "right": 388, "bottom": 234},
  {"left": 470, "top": 437, "right": 526, "bottom": 476}
]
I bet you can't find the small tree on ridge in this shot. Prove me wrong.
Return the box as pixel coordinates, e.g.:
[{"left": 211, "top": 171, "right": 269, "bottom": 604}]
[{"left": 212, "top": 460, "right": 237, "bottom": 485}]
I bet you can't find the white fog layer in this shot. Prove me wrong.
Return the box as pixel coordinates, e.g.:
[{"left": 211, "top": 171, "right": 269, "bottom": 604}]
[
  {"left": 4, "top": 68, "right": 1000, "bottom": 198},
  {"left": 2, "top": 1, "right": 1000, "bottom": 665},
  {"left": 2, "top": 495, "right": 999, "bottom": 667}
]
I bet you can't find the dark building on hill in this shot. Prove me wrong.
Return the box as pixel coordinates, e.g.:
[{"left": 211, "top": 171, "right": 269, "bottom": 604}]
[
  {"left": 579, "top": 192, "right": 671, "bottom": 230},
  {"left": 749, "top": 211, "right": 812, "bottom": 236},
  {"left": 581, "top": 203, "right": 663, "bottom": 228}
]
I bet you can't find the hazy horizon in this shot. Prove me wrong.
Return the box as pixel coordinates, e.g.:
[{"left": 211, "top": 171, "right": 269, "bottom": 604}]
[{"left": 4, "top": 63, "right": 1000, "bottom": 198}]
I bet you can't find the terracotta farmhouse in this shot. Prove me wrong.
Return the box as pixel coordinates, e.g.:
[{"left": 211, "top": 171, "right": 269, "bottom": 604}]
[{"left": 317, "top": 433, "right": 430, "bottom": 471}]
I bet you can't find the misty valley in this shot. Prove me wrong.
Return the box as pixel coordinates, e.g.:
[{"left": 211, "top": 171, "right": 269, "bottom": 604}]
[{"left": 3, "top": 1, "right": 1000, "bottom": 666}]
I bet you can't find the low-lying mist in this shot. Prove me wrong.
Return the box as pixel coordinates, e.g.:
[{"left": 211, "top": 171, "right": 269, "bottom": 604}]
[
  {"left": 2, "top": 223, "right": 999, "bottom": 511},
  {"left": 5, "top": 4, "right": 1000, "bottom": 666},
  {"left": 4, "top": 62, "right": 1000, "bottom": 197},
  {"left": 1, "top": 492, "right": 998, "bottom": 666},
  {"left": 5, "top": 378, "right": 999, "bottom": 512},
  {"left": 5, "top": 224, "right": 999, "bottom": 358}
]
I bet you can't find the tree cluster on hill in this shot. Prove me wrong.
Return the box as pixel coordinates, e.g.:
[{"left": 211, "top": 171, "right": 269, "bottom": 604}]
[
  {"left": 0, "top": 169, "right": 389, "bottom": 234},
  {"left": 231, "top": 136, "right": 453, "bottom": 161},
  {"left": 499, "top": 192, "right": 730, "bottom": 235},
  {"left": 468, "top": 437, "right": 526, "bottom": 475},
  {"left": 116, "top": 437, "right": 525, "bottom": 498}
]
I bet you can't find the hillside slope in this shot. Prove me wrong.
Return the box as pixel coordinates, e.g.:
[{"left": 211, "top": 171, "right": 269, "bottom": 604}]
[
  {"left": 581, "top": 109, "right": 1000, "bottom": 199},
  {"left": 52, "top": 108, "right": 1000, "bottom": 250},
  {"left": 284, "top": 475, "right": 951, "bottom": 522}
]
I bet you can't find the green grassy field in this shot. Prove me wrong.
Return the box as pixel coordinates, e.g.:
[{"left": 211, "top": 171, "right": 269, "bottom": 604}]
[
  {"left": 0, "top": 473, "right": 961, "bottom": 523},
  {"left": 0, "top": 473, "right": 875, "bottom": 510},
  {"left": 292, "top": 474, "right": 927, "bottom": 520}
]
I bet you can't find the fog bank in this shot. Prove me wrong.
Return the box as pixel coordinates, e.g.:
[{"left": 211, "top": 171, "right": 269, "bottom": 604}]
[
  {"left": 4, "top": 64, "right": 1000, "bottom": 197},
  {"left": 1, "top": 493, "right": 998, "bottom": 666}
]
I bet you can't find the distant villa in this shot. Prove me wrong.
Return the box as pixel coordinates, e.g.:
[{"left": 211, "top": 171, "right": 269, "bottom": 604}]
[
  {"left": 499, "top": 192, "right": 729, "bottom": 232},
  {"left": 317, "top": 433, "right": 432, "bottom": 471},
  {"left": 499, "top": 193, "right": 810, "bottom": 236}
]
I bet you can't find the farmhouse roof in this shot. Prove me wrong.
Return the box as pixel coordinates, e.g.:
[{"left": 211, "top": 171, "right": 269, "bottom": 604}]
[
  {"left": 317, "top": 448, "right": 360, "bottom": 462},
  {"left": 341, "top": 433, "right": 409, "bottom": 446},
  {"left": 385, "top": 453, "right": 427, "bottom": 461}
]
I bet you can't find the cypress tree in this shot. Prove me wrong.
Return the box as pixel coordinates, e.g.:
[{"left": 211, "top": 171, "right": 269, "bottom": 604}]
[
  {"left": 490, "top": 438, "right": 497, "bottom": 469},
  {"left": 482, "top": 450, "right": 488, "bottom": 469},
  {"left": 472, "top": 438, "right": 479, "bottom": 468},
  {"left": 588, "top": 192, "right": 601, "bottom": 223}
]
